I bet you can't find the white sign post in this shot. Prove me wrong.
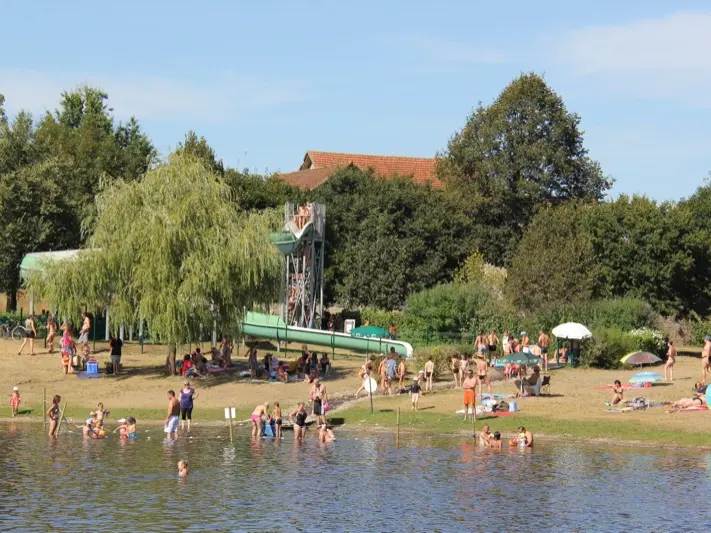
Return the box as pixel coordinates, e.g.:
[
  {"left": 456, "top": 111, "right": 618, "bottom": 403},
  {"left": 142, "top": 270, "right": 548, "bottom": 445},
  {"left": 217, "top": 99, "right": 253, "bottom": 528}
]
[{"left": 224, "top": 407, "right": 235, "bottom": 443}]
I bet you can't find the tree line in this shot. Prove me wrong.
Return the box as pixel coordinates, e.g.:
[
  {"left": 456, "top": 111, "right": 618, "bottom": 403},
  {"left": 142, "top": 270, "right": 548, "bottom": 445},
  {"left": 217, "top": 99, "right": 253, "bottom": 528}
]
[{"left": 3, "top": 73, "right": 711, "bottom": 325}]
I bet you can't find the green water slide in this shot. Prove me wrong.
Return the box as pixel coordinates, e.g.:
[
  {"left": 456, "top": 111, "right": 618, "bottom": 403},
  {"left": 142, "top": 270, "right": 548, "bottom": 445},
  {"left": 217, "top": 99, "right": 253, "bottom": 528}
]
[
  {"left": 269, "top": 220, "right": 314, "bottom": 254},
  {"left": 241, "top": 311, "right": 414, "bottom": 357}
]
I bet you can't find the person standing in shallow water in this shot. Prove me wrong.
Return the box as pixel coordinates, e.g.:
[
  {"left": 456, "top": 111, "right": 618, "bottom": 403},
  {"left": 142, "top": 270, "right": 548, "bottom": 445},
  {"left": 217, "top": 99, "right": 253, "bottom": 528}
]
[
  {"left": 47, "top": 395, "right": 61, "bottom": 436},
  {"left": 164, "top": 390, "right": 180, "bottom": 439},
  {"left": 180, "top": 381, "right": 198, "bottom": 431}
]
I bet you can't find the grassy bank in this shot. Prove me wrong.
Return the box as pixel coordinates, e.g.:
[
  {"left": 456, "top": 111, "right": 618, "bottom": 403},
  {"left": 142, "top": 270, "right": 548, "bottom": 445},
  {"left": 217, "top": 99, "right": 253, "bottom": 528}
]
[
  {"left": 2, "top": 337, "right": 710, "bottom": 447},
  {"left": 335, "top": 402, "right": 711, "bottom": 448}
]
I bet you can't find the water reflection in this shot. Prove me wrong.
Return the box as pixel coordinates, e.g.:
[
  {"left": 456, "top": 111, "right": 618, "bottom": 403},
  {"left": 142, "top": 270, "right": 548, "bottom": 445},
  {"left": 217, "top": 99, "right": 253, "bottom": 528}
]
[{"left": 0, "top": 424, "right": 708, "bottom": 531}]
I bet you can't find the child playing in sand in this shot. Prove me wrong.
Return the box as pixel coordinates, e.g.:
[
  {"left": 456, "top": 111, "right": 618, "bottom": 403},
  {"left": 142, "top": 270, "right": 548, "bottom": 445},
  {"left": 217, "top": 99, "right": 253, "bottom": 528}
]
[
  {"left": 272, "top": 402, "right": 282, "bottom": 440},
  {"left": 612, "top": 380, "right": 624, "bottom": 405},
  {"left": 10, "top": 386, "right": 20, "bottom": 417},
  {"left": 410, "top": 376, "right": 422, "bottom": 410},
  {"left": 178, "top": 460, "right": 189, "bottom": 477}
]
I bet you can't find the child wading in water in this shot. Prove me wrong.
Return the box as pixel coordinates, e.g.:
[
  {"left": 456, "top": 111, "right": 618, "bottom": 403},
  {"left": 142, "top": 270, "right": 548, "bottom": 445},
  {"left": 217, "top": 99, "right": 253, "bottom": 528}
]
[
  {"left": 47, "top": 395, "right": 61, "bottom": 436},
  {"left": 272, "top": 402, "right": 282, "bottom": 440},
  {"left": 178, "top": 460, "right": 189, "bottom": 477},
  {"left": 10, "top": 386, "right": 20, "bottom": 417}
]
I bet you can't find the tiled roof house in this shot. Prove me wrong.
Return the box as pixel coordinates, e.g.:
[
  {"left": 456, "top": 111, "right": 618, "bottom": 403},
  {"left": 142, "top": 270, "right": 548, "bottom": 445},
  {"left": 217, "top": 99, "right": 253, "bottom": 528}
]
[{"left": 276, "top": 151, "right": 443, "bottom": 189}]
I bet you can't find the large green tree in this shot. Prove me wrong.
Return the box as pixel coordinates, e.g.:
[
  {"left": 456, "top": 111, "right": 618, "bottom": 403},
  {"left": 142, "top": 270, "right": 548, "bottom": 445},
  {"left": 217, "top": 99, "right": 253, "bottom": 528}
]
[
  {"left": 439, "top": 73, "right": 612, "bottom": 265},
  {"left": 0, "top": 110, "right": 78, "bottom": 310},
  {"left": 505, "top": 202, "right": 597, "bottom": 312},
  {"left": 35, "top": 86, "right": 155, "bottom": 234},
  {"left": 28, "top": 154, "right": 283, "bottom": 373},
  {"left": 312, "top": 167, "right": 475, "bottom": 308}
]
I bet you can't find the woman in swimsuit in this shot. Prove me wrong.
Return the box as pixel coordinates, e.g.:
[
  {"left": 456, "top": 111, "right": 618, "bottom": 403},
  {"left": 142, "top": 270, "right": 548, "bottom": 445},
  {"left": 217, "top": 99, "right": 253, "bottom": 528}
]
[
  {"left": 290, "top": 402, "right": 308, "bottom": 441},
  {"left": 246, "top": 347, "right": 259, "bottom": 379},
  {"left": 47, "top": 395, "right": 61, "bottom": 437},
  {"left": 611, "top": 380, "right": 624, "bottom": 405},
  {"left": 180, "top": 381, "right": 198, "bottom": 431},
  {"left": 451, "top": 356, "right": 461, "bottom": 388},
  {"left": 272, "top": 402, "right": 282, "bottom": 440},
  {"left": 665, "top": 341, "right": 677, "bottom": 381},
  {"left": 251, "top": 402, "right": 269, "bottom": 437},
  {"left": 356, "top": 361, "right": 374, "bottom": 397},
  {"left": 46, "top": 315, "right": 57, "bottom": 354},
  {"left": 672, "top": 395, "right": 706, "bottom": 409}
]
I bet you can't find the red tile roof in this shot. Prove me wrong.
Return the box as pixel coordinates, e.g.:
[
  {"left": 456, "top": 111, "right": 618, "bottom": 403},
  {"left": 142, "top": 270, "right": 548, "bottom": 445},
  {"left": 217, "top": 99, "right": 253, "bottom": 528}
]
[
  {"left": 275, "top": 151, "right": 443, "bottom": 190},
  {"left": 273, "top": 166, "right": 336, "bottom": 190}
]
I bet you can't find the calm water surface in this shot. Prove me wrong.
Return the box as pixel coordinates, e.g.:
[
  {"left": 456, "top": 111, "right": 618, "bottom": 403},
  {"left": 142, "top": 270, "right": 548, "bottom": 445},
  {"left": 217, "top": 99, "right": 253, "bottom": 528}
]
[{"left": 0, "top": 422, "right": 708, "bottom": 532}]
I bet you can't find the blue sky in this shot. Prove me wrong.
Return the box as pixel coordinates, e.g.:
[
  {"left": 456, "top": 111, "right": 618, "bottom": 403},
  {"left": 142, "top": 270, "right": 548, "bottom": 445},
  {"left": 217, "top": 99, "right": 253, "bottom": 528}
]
[{"left": 2, "top": 0, "right": 710, "bottom": 200}]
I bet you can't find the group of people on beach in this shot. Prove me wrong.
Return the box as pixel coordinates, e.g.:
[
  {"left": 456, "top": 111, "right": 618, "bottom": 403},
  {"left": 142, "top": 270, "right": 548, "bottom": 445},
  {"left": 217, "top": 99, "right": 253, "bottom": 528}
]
[
  {"left": 17, "top": 312, "right": 93, "bottom": 376},
  {"left": 250, "top": 374, "right": 335, "bottom": 443}
]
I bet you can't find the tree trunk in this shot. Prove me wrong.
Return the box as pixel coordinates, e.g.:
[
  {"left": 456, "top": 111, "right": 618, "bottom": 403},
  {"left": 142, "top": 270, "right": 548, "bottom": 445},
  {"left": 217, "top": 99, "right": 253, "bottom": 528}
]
[
  {"left": 6, "top": 289, "right": 17, "bottom": 312},
  {"left": 166, "top": 344, "right": 177, "bottom": 375}
]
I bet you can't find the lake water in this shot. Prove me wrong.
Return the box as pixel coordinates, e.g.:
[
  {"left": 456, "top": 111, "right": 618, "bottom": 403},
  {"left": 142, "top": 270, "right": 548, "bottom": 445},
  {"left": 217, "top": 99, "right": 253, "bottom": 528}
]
[{"left": 0, "top": 422, "right": 707, "bottom": 532}]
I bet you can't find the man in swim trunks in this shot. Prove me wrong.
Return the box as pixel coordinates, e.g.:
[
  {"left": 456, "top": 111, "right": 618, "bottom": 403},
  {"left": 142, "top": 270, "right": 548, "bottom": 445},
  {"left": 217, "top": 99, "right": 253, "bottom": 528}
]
[
  {"left": 475, "top": 354, "right": 493, "bottom": 402},
  {"left": 78, "top": 312, "right": 91, "bottom": 355},
  {"left": 164, "top": 390, "right": 180, "bottom": 439},
  {"left": 702, "top": 336, "right": 711, "bottom": 382},
  {"left": 479, "top": 424, "right": 493, "bottom": 446},
  {"left": 424, "top": 357, "right": 434, "bottom": 393},
  {"left": 462, "top": 370, "right": 477, "bottom": 421},
  {"left": 538, "top": 330, "right": 550, "bottom": 370},
  {"left": 487, "top": 330, "right": 499, "bottom": 364},
  {"left": 310, "top": 378, "right": 328, "bottom": 426}
]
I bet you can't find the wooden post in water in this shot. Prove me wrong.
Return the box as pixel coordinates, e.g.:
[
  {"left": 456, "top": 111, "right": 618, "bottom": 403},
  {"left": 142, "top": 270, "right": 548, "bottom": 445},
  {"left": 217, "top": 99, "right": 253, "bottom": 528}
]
[
  {"left": 396, "top": 407, "right": 400, "bottom": 446},
  {"left": 56, "top": 403, "right": 68, "bottom": 437},
  {"left": 225, "top": 407, "right": 234, "bottom": 443},
  {"left": 43, "top": 388, "right": 47, "bottom": 431}
]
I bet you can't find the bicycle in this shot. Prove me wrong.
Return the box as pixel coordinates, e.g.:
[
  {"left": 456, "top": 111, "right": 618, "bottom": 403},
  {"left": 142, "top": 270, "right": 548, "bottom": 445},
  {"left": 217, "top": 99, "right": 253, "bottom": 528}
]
[{"left": 1, "top": 322, "right": 27, "bottom": 342}]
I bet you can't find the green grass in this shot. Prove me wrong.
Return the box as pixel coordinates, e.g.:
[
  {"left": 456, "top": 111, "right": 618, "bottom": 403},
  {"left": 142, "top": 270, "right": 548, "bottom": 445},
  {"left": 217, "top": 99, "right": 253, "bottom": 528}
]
[{"left": 337, "top": 405, "right": 711, "bottom": 447}]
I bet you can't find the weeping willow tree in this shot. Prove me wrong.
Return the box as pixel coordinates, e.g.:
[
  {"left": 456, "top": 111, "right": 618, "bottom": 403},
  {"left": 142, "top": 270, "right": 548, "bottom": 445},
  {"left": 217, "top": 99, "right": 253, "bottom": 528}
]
[{"left": 27, "top": 154, "right": 283, "bottom": 371}]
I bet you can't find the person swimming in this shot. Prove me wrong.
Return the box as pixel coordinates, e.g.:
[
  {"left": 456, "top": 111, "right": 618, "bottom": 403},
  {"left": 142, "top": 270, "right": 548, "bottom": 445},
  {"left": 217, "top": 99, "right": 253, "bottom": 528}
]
[
  {"left": 490, "top": 431, "right": 502, "bottom": 450},
  {"left": 318, "top": 424, "right": 336, "bottom": 443},
  {"left": 178, "top": 460, "right": 189, "bottom": 477}
]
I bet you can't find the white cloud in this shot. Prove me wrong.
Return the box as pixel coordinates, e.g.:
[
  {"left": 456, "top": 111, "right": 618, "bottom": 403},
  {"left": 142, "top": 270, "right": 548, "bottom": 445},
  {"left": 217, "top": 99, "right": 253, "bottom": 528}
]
[
  {"left": 0, "top": 68, "right": 304, "bottom": 122},
  {"left": 553, "top": 11, "right": 711, "bottom": 107}
]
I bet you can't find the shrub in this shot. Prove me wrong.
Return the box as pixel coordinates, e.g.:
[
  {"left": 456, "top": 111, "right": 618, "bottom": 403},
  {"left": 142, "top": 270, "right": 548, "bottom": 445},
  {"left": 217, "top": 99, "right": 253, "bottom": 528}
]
[
  {"left": 413, "top": 345, "right": 462, "bottom": 375},
  {"left": 691, "top": 320, "right": 711, "bottom": 346},
  {"left": 582, "top": 328, "right": 635, "bottom": 369},
  {"left": 627, "top": 327, "right": 666, "bottom": 357},
  {"left": 588, "top": 299, "right": 657, "bottom": 331}
]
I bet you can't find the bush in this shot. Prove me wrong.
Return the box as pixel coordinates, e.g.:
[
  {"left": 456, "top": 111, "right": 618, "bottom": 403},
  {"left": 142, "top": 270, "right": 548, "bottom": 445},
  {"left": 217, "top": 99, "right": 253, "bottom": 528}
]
[
  {"left": 691, "top": 320, "right": 711, "bottom": 346},
  {"left": 627, "top": 327, "right": 666, "bottom": 357},
  {"left": 413, "top": 345, "right": 462, "bottom": 375},
  {"left": 582, "top": 326, "right": 666, "bottom": 369},
  {"left": 588, "top": 299, "right": 657, "bottom": 331},
  {"left": 582, "top": 328, "right": 635, "bottom": 369}
]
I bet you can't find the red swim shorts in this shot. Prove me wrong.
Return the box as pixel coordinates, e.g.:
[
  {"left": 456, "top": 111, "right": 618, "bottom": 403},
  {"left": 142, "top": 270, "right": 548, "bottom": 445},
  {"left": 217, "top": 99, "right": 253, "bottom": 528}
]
[{"left": 464, "top": 389, "right": 475, "bottom": 405}]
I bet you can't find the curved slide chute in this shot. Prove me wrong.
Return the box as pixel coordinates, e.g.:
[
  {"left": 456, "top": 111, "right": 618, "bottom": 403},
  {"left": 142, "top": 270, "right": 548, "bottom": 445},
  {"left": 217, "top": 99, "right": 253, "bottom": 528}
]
[{"left": 241, "top": 311, "right": 413, "bottom": 358}]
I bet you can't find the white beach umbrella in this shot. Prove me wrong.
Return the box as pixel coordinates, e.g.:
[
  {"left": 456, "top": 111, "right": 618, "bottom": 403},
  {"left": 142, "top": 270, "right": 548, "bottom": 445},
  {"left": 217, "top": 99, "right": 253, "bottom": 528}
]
[{"left": 552, "top": 322, "right": 592, "bottom": 340}]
